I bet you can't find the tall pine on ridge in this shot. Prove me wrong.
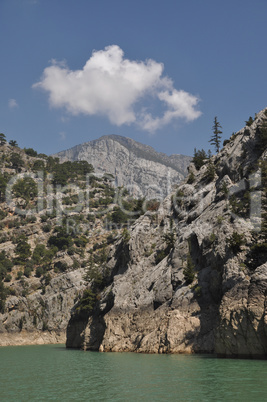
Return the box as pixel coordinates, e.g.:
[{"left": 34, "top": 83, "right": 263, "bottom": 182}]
[{"left": 209, "top": 117, "right": 222, "bottom": 153}]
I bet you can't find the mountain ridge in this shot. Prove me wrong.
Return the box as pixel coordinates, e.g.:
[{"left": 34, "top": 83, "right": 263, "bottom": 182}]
[{"left": 53, "top": 134, "right": 192, "bottom": 198}]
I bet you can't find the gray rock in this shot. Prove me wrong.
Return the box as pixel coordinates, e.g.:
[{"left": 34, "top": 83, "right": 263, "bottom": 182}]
[
  {"left": 67, "top": 108, "right": 267, "bottom": 357},
  {"left": 53, "top": 135, "right": 191, "bottom": 199}
]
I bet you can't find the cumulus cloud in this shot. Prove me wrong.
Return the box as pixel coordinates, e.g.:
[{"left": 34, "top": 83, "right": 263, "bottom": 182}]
[
  {"left": 8, "top": 99, "right": 18, "bottom": 109},
  {"left": 33, "top": 45, "right": 201, "bottom": 132}
]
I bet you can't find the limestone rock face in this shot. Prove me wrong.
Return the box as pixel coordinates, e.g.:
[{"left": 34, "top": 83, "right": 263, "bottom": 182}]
[
  {"left": 0, "top": 269, "right": 86, "bottom": 346},
  {"left": 54, "top": 135, "right": 191, "bottom": 199},
  {"left": 67, "top": 108, "right": 267, "bottom": 357}
]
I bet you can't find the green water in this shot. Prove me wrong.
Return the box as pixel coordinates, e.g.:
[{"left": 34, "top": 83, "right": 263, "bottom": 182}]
[{"left": 0, "top": 345, "right": 266, "bottom": 401}]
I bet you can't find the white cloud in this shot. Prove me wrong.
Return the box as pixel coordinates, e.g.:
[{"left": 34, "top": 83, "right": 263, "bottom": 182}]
[
  {"left": 59, "top": 131, "right": 66, "bottom": 141},
  {"left": 8, "top": 99, "right": 18, "bottom": 109},
  {"left": 33, "top": 45, "right": 201, "bottom": 132}
]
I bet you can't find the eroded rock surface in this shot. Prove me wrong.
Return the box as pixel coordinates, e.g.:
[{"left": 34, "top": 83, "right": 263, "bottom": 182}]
[
  {"left": 67, "top": 109, "right": 267, "bottom": 358},
  {"left": 54, "top": 134, "right": 191, "bottom": 198}
]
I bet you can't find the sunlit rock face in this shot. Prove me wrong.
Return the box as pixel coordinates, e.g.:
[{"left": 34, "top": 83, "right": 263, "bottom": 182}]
[
  {"left": 67, "top": 109, "right": 267, "bottom": 358},
  {"left": 54, "top": 135, "right": 192, "bottom": 199}
]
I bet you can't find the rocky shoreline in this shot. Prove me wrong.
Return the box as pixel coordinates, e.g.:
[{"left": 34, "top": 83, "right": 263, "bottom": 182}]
[{"left": 0, "top": 330, "right": 65, "bottom": 347}]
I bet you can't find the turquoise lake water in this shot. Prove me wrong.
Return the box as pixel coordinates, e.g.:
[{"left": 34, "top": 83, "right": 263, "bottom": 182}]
[{"left": 0, "top": 344, "right": 267, "bottom": 401}]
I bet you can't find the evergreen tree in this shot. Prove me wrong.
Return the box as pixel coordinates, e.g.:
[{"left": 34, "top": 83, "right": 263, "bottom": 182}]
[
  {"left": 9, "top": 140, "right": 18, "bottom": 147},
  {"left": 0, "top": 133, "right": 6, "bottom": 146},
  {"left": 209, "top": 117, "right": 222, "bottom": 153},
  {"left": 192, "top": 148, "right": 207, "bottom": 170}
]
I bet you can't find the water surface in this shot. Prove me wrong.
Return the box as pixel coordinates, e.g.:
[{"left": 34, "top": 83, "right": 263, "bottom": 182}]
[{"left": 0, "top": 344, "right": 266, "bottom": 401}]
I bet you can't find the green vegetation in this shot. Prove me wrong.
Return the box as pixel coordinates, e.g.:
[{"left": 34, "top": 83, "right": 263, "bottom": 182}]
[
  {"left": 0, "top": 279, "right": 7, "bottom": 313},
  {"left": 50, "top": 160, "right": 94, "bottom": 186},
  {"left": 12, "top": 177, "right": 38, "bottom": 201},
  {"left": 0, "top": 133, "right": 6, "bottom": 146},
  {"left": 192, "top": 148, "right": 207, "bottom": 170},
  {"left": 245, "top": 116, "right": 254, "bottom": 126},
  {"left": 48, "top": 227, "right": 74, "bottom": 250},
  {"left": 24, "top": 148, "right": 38, "bottom": 157},
  {"left": 162, "top": 231, "right": 176, "bottom": 252},
  {"left": 108, "top": 207, "right": 128, "bottom": 225},
  {"left": 256, "top": 122, "right": 267, "bottom": 149},
  {"left": 9, "top": 140, "right": 18, "bottom": 147},
  {"left": 15, "top": 235, "right": 31, "bottom": 263},
  {"left": 183, "top": 255, "right": 195, "bottom": 284},
  {"left": 0, "top": 174, "right": 7, "bottom": 201},
  {"left": 204, "top": 160, "right": 216, "bottom": 182},
  {"left": 187, "top": 172, "right": 195, "bottom": 184},
  {"left": 209, "top": 117, "right": 222, "bottom": 153},
  {"left": 227, "top": 232, "right": 245, "bottom": 253},
  {"left": 154, "top": 249, "right": 168, "bottom": 265},
  {"left": 9, "top": 153, "right": 24, "bottom": 171}
]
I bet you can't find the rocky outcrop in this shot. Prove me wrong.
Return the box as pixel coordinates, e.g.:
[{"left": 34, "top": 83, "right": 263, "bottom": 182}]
[
  {"left": 66, "top": 108, "right": 267, "bottom": 358},
  {"left": 54, "top": 135, "right": 191, "bottom": 199},
  {"left": 0, "top": 269, "right": 86, "bottom": 346}
]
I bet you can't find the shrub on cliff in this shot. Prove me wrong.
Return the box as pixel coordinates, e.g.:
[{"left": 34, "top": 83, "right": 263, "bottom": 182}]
[
  {"left": 227, "top": 232, "right": 245, "bottom": 253},
  {"left": 183, "top": 255, "right": 195, "bottom": 284},
  {"left": 192, "top": 148, "right": 207, "bottom": 170}
]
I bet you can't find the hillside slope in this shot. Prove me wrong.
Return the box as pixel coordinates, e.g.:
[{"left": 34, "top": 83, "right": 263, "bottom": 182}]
[
  {"left": 66, "top": 109, "right": 267, "bottom": 358},
  {"left": 0, "top": 144, "right": 147, "bottom": 345}
]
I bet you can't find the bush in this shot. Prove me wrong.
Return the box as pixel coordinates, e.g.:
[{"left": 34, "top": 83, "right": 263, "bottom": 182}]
[
  {"left": 109, "top": 208, "right": 128, "bottom": 224},
  {"left": 223, "top": 139, "right": 230, "bottom": 146},
  {"left": 183, "top": 255, "right": 195, "bottom": 284},
  {"left": 10, "top": 153, "right": 24, "bottom": 170},
  {"left": 54, "top": 261, "right": 68, "bottom": 273},
  {"left": 24, "top": 148, "right": 38, "bottom": 157},
  {"left": 12, "top": 177, "right": 38, "bottom": 200},
  {"left": 0, "top": 210, "right": 7, "bottom": 220},
  {"left": 187, "top": 172, "right": 195, "bottom": 184},
  {"left": 4, "top": 274, "right": 12, "bottom": 282},
  {"left": 257, "top": 122, "right": 267, "bottom": 148},
  {"left": 245, "top": 116, "right": 254, "bottom": 127},
  {"left": 155, "top": 250, "right": 167, "bottom": 265},
  {"left": 24, "top": 266, "right": 32, "bottom": 278},
  {"left": 0, "top": 279, "right": 7, "bottom": 313},
  {"left": 77, "top": 288, "right": 97, "bottom": 313},
  {"left": 48, "top": 228, "right": 73, "bottom": 250},
  {"left": 32, "top": 244, "right": 56, "bottom": 265},
  {"left": 162, "top": 231, "right": 176, "bottom": 251},
  {"left": 204, "top": 160, "right": 216, "bottom": 182},
  {"left": 43, "top": 224, "right": 52, "bottom": 233},
  {"left": 192, "top": 149, "right": 207, "bottom": 170},
  {"left": 32, "top": 160, "right": 45, "bottom": 171},
  {"left": 16, "top": 271, "right": 23, "bottom": 280},
  {"left": 74, "top": 236, "right": 88, "bottom": 248},
  {"left": 227, "top": 232, "right": 245, "bottom": 253},
  {"left": 67, "top": 247, "right": 76, "bottom": 256},
  {"left": 35, "top": 266, "right": 44, "bottom": 278},
  {"left": 15, "top": 236, "right": 31, "bottom": 262}
]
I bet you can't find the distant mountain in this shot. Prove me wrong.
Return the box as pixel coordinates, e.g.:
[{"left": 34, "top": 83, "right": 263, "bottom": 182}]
[{"left": 54, "top": 135, "right": 192, "bottom": 199}]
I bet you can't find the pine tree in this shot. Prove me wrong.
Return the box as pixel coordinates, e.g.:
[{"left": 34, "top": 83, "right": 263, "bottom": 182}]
[
  {"left": 209, "top": 117, "right": 222, "bottom": 154},
  {"left": 0, "top": 133, "right": 6, "bottom": 146},
  {"left": 9, "top": 140, "right": 18, "bottom": 147}
]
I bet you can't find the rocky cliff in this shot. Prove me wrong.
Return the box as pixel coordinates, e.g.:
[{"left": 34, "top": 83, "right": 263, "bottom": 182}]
[
  {"left": 54, "top": 135, "right": 191, "bottom": 199},
  {"left": 0, "top": 145, "right": 138, "bottom": 345},
  {"left": 66, "top": 108, "right": 267, "bottom": 358}
]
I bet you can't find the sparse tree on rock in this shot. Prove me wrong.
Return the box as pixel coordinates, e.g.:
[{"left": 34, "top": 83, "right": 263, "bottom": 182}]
[
  {"left": 0, "top": 133, "right": 6, "bottom": 146},
  {"left": 9, "top": 140, "right": 18, "bottom": 147},
  {"left": 209, "top": 117, "right": 222, "bottom": 154}
]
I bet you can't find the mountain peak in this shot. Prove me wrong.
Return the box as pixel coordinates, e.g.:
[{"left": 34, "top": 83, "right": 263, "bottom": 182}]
[{"left": 54, "top": 135, "right": 192, "bottom": 198}]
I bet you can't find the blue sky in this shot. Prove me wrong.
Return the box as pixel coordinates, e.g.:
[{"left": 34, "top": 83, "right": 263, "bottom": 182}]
[{"left": 1, "top": 0, "right": 267, "bottom": 157}]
